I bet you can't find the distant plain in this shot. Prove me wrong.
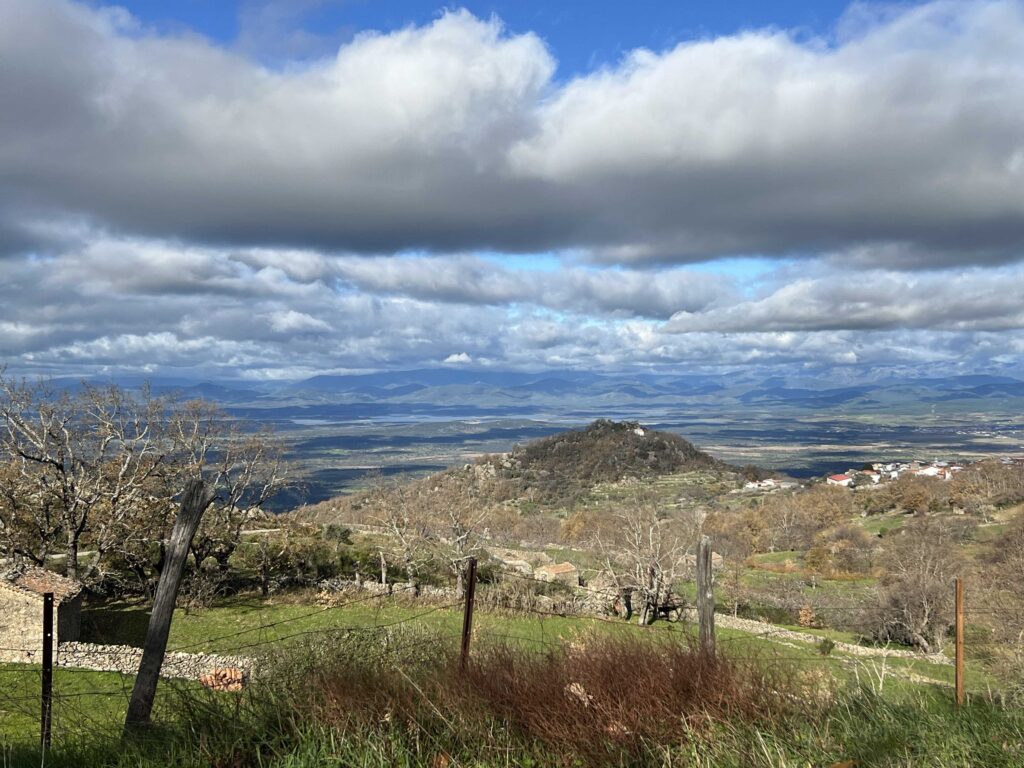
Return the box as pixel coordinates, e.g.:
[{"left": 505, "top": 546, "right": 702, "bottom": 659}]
[{"left": 126, "top": 369, "right": 1024, "bottom": 509}]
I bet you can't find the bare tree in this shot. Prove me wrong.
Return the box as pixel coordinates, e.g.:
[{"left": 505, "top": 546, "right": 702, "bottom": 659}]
[
  {"left": 0, "top": 457, "right": 61, "bottom": 565},
  {"left": 0, "top": 374, "right": 168, "bottom": 579},
  {"left": 871, "top": 517, "right": 960, "bottom": 652},
  {"left": 950, "top": 460, "right": 1024, "bottom": 518},
  {"left": 165, "top": 399, "right": 287, "bottom": 575},
  {"left": 85, "top": 384, "right": 169, "bottom": 570},
  {"left": 601, "top": 490, "right": 692, "bottom": 625},
  {"left": 0, "top": 373, "right": 287, "bottom": 592},
  {"left": 367, "top": 475, "right": 429, "bottom": 594},
  {"left": 416, "top": 469, "right": 492, "bottom": 598}
]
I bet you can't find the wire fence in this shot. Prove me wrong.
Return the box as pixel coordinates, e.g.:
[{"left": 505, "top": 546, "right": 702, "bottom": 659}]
[{"left": 1, "top": 563, "right": 1018, "bottom": 757}]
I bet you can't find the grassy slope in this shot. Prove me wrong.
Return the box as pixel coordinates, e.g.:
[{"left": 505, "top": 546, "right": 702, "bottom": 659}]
[
  {"left": 79, "top": 595, "right": 969, "bottom": 687},
  {"left": 2, "top": 596, "right": 1014, "bottom": 766}
]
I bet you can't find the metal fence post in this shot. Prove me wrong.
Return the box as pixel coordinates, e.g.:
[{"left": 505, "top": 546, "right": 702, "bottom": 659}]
[
  {"left": 955, "top": 577, "right": 964, "bottom": 706},
  {"left": 460, "top": 557, "right": 478, "bottom": 672},
  {"left": 41, "top": 591, "right": 54, "bottom": 750}
]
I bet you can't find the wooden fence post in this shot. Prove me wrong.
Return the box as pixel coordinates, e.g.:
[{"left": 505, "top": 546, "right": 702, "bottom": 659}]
[
  {"left": 124, "top": 479, "right": 214, "bottom": 735},
  {"left": 459, "top": 556, "right": 478, "bottom": 672},
  {"left": 955, "top": 577, "right": 964, "bottom": 707},
  {"left": 696, "top": 536, "right": 715, "bottom": 656},
  {"left": 41, "top": 592, "right": 53, "bottom": 751}
]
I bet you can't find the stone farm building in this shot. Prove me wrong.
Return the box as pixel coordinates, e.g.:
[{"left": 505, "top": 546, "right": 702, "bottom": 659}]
[
  {"left": 534, "top": 562, "right": 581, "bottom": 586},
  {"left": 0, "top": 567, "right": 83, "bottom": 664}
]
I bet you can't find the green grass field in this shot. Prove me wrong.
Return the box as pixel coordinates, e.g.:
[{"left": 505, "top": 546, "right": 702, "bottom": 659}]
[{"left": 3, "top": 593, "right": 1019, "bottom": 767}]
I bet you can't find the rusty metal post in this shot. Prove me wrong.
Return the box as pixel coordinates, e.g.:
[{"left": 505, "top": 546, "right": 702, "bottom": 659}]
[
  {"left": 41, "top": 592, "right": 54, "bottom": 750},
  {"left": 459, "top": 557, "right": 478, "bottom": 672},
  {"left": 955, "top": 577, "right": 964, "bottom": 707}
]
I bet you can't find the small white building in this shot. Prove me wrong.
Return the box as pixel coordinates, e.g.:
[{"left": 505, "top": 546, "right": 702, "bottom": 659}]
[{"left": 827, "top": 474, "right": 853, "bottom": 487}]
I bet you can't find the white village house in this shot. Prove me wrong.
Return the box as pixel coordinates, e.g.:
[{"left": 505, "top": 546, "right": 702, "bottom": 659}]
[{"left": 827, "top": 474, "right": 853, "bottom": 487}]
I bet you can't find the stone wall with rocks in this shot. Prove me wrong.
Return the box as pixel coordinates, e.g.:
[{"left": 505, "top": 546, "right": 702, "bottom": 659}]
[
  {"left": 57, "top": 642, "right": 254, "bottom": 681},
  {"left": 0, "top": 582, "right": 83, "bottom": 663},
  {"left": 316, "top": 578, "right": 456, "bottom": 601},
  {"left": 0, "top": 583, "right": 44, "bottom": 663}
]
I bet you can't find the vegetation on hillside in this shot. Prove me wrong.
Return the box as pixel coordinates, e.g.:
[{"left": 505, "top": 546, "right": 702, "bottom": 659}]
[{"left": 502, "top": 418, "right": 720, "bottom": 504}]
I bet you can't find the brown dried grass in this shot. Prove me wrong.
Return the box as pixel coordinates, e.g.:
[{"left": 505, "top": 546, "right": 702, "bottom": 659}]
[{"left": 302, "top": 634, "right": 799, "bottom": 765}]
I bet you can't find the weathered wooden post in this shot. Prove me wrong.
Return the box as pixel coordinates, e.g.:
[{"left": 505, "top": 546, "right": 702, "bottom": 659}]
[
  {"left": 124, "top": 479, "right": 214, "bottom": 734},
  {"left": 955, "top": 577, "right": 964, "bottom": 706},
  {"left": 459, "top": 556, "right": 478, "bottom": 672},
  {"left": 696, "top": 535, "right": 715, "bottom": 656},
  {"left": 41, "top": 592, "right": 54, "bottom": 751}
]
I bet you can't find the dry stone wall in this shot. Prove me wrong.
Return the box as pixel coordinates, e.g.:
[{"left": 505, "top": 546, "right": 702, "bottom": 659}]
[{"left": 57, "top": 642, "right": 254, "bottom": 681}]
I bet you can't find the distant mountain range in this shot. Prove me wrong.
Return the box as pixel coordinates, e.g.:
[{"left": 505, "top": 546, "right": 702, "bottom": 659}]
[
  {"left": 48, "top": 368, "right": 1024, "bottom": 417},
  {"left": 44, "top": 368, "right": 1024, "bottom": 510}
]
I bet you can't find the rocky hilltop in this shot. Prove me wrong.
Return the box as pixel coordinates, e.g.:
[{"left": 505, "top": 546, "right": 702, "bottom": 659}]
[
  {"left": 298, "top": 419, "right": 723, "bottom": 524},
  {"left": 489, "top": 419, "right": 720, "bottom": 504}
]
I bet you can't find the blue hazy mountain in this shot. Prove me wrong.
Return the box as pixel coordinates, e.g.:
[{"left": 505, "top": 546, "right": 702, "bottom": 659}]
[{"left": 68, "top": 368, "right": 1023, "bottom": 414}]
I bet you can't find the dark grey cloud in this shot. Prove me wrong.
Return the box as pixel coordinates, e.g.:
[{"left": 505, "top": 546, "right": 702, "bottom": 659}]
[{"left": 1, "top": 0, "right": 1024, "bottom": 265}]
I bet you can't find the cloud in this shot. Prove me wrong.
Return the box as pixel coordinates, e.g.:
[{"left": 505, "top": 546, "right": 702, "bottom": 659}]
[
  {"left": 2, "top": 235, "right": 1023, "bottom": 379},
  {"left": 331, "top": 255, "right": 734, "bottom": 317},
  {"left": 0, "top": 3, "right": 555, "bottom": 253},
  {"left": 666, "top": 266, "right": 1024, "bottom": 333},
  {"left": 510, "top": 0, "right": 1024, "bottom": 264},
  {"left": 1, "top": 1, "right": 1024, "bottom": 380},
  {"left": 267, "top": 310, "right": 332, "bottom": 334},
  {"left": 235, "top": 0, "right": 355, "bottom": 62},
  {"left": 1, "top": 0, "right": 1023, "bottom": 266}
]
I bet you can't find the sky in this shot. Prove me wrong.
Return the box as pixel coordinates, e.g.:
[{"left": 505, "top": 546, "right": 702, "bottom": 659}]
[{"left": 2, "top": 0, "right": 1024, "bottom": 381}]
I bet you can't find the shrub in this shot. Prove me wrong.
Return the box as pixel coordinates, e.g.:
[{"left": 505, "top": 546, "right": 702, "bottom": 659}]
[{"left": 798, "top": 605, "right": 818, "bottom": 628}]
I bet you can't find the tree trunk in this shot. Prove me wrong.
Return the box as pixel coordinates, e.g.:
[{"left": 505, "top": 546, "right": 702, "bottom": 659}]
[
  {"left": 65, "top": 531, "right": 80, "bottom": 580},
  {"left": 455, "top": 565, "right": 465, "bottom": 599},
  {"left": 620, "top": 588, "right": 633, "bottom": 621},
  {"left": 406, "top": 562, "right": 420, "bottom": 596},
  {"left": 260, "top": 560, "right": 270, "bottom": 596}
]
